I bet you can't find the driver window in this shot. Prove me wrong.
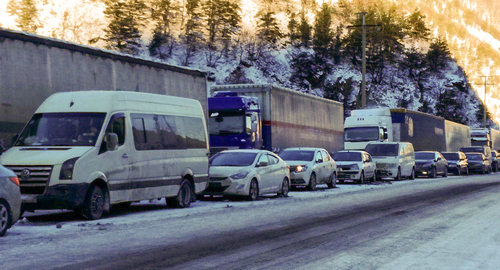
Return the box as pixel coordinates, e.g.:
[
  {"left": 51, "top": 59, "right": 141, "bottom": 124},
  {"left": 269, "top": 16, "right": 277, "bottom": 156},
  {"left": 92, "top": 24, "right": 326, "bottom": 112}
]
[
  {"left": 100, "top": 113, "right": 126, "bottom": 154},
  {"left": 315, "top": 151, "right": 323, "bottom": 162},
  {"left": 257, "top": 154, "right": 269, "bottom": 165}
]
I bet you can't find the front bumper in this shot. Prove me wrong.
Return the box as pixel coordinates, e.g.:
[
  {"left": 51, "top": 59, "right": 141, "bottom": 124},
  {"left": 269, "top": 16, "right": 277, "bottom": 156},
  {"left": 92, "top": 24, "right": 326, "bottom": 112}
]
[
  {"left": 21, "top": 183, "right": 90, "bottom": 211},
  {"left": 337, "top": 170, "right": 361, "bottom": 180},
  {"left": 203, "top": 177, "right": 249, "bottom": 196},
  {"left": 289, "top": 171, "right": 312, "bottom": 186}
]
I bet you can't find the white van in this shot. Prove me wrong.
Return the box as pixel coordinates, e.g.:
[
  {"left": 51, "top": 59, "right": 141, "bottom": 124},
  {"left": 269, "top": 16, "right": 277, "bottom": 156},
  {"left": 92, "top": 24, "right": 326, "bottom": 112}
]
[
  {"left": 0, "top": 91, "right": 209, "bottom": 219},
  {"left": 364, "top": 142, "right": 416, "bottom": 180}
]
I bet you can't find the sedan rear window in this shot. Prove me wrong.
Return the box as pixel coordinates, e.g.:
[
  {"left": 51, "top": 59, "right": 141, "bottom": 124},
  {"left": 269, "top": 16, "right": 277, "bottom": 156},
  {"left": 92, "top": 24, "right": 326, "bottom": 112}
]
[{"left": 210, "top": 152, "right": 258, "bottom": 166}]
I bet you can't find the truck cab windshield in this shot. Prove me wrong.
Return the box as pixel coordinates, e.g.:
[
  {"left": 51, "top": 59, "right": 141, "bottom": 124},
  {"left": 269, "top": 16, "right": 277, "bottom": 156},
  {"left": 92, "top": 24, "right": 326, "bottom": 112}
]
[
  {"left": 209, "top": 113, "right": 244, "bottom": 135},
  {"left": 15, "top": 113, "right": 106, "bottom": 147},
  {"left": 344, "top": 127, "right": 380, "bottom": 142}
]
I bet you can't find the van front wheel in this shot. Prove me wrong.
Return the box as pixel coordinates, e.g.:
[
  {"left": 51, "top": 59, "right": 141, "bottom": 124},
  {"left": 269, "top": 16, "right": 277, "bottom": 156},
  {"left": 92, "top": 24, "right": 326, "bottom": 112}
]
[
  {"left": 167, "top": 180, "right": 192, "bottom": 208},
  {"left": 82, "top": 185, "right": 104, "bottom": 220}
]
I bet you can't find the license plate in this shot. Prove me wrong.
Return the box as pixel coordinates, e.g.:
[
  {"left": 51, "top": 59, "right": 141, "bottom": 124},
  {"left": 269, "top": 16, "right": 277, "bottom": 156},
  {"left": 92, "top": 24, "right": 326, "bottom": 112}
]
[{"left": 21, "top": 194, "right": 37, "bottom": 203}]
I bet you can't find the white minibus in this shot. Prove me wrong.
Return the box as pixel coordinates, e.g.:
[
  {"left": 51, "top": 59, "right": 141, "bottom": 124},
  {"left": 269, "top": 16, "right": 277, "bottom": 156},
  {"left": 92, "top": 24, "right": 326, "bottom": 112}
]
[{"left": 0, "top": 91, "right": 209, "bottom": 219}]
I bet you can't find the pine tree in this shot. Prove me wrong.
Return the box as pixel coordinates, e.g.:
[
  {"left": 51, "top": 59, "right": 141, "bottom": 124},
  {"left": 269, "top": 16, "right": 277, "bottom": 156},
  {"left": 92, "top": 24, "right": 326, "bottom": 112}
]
[
  {"left": 313, "top": 3, "right": 333, "bottom": 60},
  {"left": 406, "top": 9, "right": 430, "bottom": 41},
  {"left": 287, "top": 11, "right": 300, "bottom": 46},
  {"left": 298, "top": 11, "right": 311, "bottom": 48},
  {"left": 103, "top": 0, "right": 147, "bottom": 55},
  {"left": 182, "top": 0, "right": 204, "bottom": 66},
  {"left": 256, "top": 11, "right": 282, "bottom": 45},
  {"left": 427, "top": 36, "right": 451, "bottom": 72},
  {"left": 7, "top": 0, "right": 41, "bottom": 33},
  {"left": 148, "top": 0, "right": 180, "bottom": 59}
]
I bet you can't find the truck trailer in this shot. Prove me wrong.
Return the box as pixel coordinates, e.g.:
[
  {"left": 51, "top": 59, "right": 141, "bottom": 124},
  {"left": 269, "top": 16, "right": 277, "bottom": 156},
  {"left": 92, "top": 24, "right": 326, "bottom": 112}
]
[
  {"left": 344, "top": 108, "right": 470, "bottom": 151},
  {"left": 208, "top": 84, "right": 344, "bottom": 154},
  {"left": 470, "top": 128, "right": 500, "bottom": 151}
]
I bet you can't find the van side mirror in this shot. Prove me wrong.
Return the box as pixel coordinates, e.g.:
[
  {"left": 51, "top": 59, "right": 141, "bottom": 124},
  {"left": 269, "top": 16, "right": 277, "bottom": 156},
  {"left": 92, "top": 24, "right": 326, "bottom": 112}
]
[{"left": 106, "top": 133, "right": 119, "bottom": 151}]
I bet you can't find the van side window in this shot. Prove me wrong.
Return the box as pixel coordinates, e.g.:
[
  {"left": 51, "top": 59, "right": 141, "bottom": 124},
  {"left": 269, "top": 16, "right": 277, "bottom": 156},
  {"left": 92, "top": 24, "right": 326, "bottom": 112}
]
[{"left": 100, "top": 113, "right": 125, "bottom": 154}]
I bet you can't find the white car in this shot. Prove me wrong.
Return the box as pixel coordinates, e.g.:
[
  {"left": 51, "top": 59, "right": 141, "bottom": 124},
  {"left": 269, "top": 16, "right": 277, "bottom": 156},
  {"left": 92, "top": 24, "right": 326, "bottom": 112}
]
[
  {"left": 205, "top": 150, "right": 290, "bottom": 200},
  {"left": 279, "top": 147, "right": 337, "bottom": 190},
  {"left": 0, "top": 165, "right": 21, "bottom": 237},
  {"left": 333, "top": 150, "right": 376, "bottom": 184}
]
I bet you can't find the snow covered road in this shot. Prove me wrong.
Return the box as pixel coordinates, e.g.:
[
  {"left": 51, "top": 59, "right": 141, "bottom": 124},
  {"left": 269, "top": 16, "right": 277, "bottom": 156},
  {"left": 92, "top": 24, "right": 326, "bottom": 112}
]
[{"left": 2, "top": 175, "right": 500, "bottom": 269}]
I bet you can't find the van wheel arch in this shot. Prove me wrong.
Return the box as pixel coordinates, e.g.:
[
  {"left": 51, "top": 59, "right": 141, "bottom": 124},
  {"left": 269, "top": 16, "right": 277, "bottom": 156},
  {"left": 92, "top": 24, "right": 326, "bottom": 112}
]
[
  {"left": 87, "top": 179, "right": 110, "bottom": 214},
  {"left": 182, "top": 174, "right": 196, "bottom": 202}
]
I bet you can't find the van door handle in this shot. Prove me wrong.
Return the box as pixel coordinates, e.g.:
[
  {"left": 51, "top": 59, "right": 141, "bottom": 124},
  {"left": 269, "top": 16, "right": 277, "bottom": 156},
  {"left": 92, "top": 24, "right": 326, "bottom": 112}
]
[{"left": 122, "top": 153, "right": 129, "bottom": 159}]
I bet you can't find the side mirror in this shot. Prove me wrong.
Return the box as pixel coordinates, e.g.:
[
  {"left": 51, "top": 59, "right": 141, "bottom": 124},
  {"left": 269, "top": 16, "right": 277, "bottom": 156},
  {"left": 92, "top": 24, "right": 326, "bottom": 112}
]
[
  {"left": 251, "top": 122, "right": 257, "bottom": 133},
  {"left": 257, "top": 161, "right": 268, "bottom": 167},
  {"left": 316, "top": 159, "right": 323, "bottom": 163},
  {"left": 106, "top": 133, "right": 119, "bottom": 151}
]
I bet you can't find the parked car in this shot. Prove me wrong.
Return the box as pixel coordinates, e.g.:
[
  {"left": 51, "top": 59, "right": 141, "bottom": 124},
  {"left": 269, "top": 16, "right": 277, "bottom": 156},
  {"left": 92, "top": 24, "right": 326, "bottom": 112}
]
[
  {"left": 465, "top": 153, "right": 491, "bottom": 174},
  {"left": 491, "top": 150, "right": 499, "bottom": 172},
  {"left": 364, "top": 142, "right": 416, "bottom": 181},
  {"left": 441, "top": 151, "right": 469, "bottom": 175},
  {"left": 279, "top": 147, "right": 337, "bottom": 190},
  {"left": 460, "top": 146, "right": 492, "bottom": 172},
  {"left": 205, "top": 150, "right": 290, "bottom": 200},
  {"left": 415, "top": 151, "right": 448, "bottom": 178},
  {"left": 0, "top": 165, "right": 21, "bottom": 237},
  {"left": 333, "top": 150, "right": 376, "bottom": 184}
]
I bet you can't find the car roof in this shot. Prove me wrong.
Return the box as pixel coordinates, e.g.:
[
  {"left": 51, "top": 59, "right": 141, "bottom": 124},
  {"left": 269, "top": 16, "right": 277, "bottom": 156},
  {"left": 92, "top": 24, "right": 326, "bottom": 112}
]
[
  {"left": 416, "top": 151, "right": 436, "bottom": 153},
  {"left": 282, "top": 147, "right": 324, "bottom": 151},
  {"left": 335, "top": 150, "right": 367, "bottom": 154},
  {"left": 219, "top": 149, "right": 266, "bottom": 154}
]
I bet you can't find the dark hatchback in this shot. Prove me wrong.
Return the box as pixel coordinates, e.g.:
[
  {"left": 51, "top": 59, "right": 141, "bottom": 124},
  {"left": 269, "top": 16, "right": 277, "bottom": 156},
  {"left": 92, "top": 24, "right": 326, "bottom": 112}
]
[{"left": 415, "top": 151, "right": 448, "bottom": 178}]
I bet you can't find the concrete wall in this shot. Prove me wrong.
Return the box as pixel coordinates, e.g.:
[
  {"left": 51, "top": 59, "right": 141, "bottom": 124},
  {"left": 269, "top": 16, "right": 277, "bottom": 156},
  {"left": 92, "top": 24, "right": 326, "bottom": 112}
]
[{"left": 0, "top": 28, "right": 207, "bottom": 148}]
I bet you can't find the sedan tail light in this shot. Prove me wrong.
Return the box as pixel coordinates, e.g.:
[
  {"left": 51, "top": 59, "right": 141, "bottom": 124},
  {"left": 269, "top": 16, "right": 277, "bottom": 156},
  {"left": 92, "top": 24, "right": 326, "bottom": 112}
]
[{"left": 9, "top": 176, "right": 20, "bottom": 187}]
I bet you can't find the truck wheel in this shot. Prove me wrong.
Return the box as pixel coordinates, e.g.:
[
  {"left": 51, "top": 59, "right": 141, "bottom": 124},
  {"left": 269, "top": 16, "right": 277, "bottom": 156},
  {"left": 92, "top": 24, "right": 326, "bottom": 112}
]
[
  {"left": 0, "top": 200, "right": 12, "bottom": 237},
  {"left": 278, "top": 178, "right": 290, "bottom": 197},
  {"left": 394, "top": 168, "right": 401, "bottom": 181},
  {"left": 82, "top": 185, "right": 104, "bottom": 220},
  {"left": 166, "top": 180, "right": 192, "bottom": 208},
  {"left": 442, "top": 167, "right": 448, "bottom": 178},
  {"left": 248, "top": 179, "right": 259, "bottom": 201},
  {"left": 430, "top": 167, "right": 437, "bottom": 178},
  {"left": 327, "top": 172, "right": 336, "bottom": 188},
  {"left": 307, "top": 173, "right": 317, "bottom": 191}
]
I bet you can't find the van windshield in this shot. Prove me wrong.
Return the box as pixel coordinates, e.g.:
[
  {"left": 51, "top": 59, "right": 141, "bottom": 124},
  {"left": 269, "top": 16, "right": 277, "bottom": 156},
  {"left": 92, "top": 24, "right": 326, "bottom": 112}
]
[
  {"left": 365, "top": 144, "right": 399, "bottom": 157},
  {"left": 16, "top": 113, "right": 106, "bottom": 147}
]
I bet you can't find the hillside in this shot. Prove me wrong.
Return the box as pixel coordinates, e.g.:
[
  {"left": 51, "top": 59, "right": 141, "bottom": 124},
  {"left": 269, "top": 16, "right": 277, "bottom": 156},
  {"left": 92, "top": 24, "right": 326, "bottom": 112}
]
[{"left": 0, "top": 0, "right": 498, "bottom": 126}]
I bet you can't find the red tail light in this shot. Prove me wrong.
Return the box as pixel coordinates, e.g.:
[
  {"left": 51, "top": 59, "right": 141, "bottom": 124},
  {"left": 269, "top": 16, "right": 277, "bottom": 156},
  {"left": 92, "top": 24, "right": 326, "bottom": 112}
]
[{"left": 9, "top": 176, "right": 20, "bottom": 187}]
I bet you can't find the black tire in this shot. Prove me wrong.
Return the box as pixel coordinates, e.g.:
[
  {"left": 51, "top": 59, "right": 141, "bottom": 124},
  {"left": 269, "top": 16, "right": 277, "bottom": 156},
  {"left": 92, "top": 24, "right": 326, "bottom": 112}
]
[
  {"left": 82, "top": 185, "right": 105, "bottom": 220},
  {"left": 430, "top": 167, "right": 437, "bottom": 178},
  {"left": 442, "top": 166, "right": 448, "bottom": 178},
  {"left": 0, "top": 200, "right": 12, "bottom": 237},
  {"left": 248, "top": 179, "right": 259, "bottom": 201},
  {"left": 394, "top": 168, "right": 401, "bottom": 181},
  {"left": 465, "top": 167, "right": 469, "bottom": 175},
  {"left": 409, "top": 168, "right": 415, "bottom": 180},
  {"left": 278, "top": 178, "right": 290, "bottom": 197},
  {"left": 307, "top": 173, "right": 317, "bottom": 191},
  {"left": 166, "top": 180, "right": 192, "bottom": 208},
  {"left": 327, "top": 172, "right": 336, "bottom": 188},
  {"left": 457, "top": 167, "right": 461, "bottom": 176},
  {"left": 359, "top": 171, "right": 365, "bottom": 184}
]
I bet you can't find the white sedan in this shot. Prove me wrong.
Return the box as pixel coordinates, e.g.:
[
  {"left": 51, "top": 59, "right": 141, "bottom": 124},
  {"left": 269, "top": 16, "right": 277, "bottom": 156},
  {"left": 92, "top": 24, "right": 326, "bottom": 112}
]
[
  {"left": 333, "top": 150, "right": 376, "bottom": 184},
  {"left": 0, "top": 165, "right": 21, "bottom": 237},
  {"left": 279, "top": 147, "right": 337, "bottom": 190},
  {"left": 205, "top": 150, "right": 290, "bottom": 200}
]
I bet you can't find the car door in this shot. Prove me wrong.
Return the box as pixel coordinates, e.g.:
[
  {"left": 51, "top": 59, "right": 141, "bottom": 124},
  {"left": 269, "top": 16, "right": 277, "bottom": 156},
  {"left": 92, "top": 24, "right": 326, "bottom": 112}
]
[
  {"left": 364, "top": 153, "right": 375, "bottom": 178},
  {"left": 255, "top": 153, "right": 272, "bottom": 193},
  {"left": 267, "top": 154, "right": 284, "bottom": 192},
  {"left": 314, "top": 150, "right": 326, "bottom": 181},
  {"left": 321, "top": 150, "right": 335, "bottom": 181}
]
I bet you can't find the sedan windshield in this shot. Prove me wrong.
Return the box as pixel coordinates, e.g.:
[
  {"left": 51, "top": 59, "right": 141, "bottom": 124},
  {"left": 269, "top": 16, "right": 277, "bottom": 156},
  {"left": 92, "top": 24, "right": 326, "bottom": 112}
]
[
  {"left": 344, "top": 127, "right": 380, "bottom": 142},
  {"left": 279, "top": 150, "right": 314, "bottom": 161},
  {"left": 441, "top": 153, "right": 459, "bottom": 160},
  {"left": 365, "top": 144, "right": 398, "bottom": 157},
  {"left": 211, "top": 152, "right": 258, "bottom": 166},
  {"left": 415, "top": 153, "right": 436, "bottom": 160},
  {"left": 16, "top": 113, "right": 106, "bottom": 147},
  {"left": 333, "top": 152, "right": 362, "bottom": 161}
]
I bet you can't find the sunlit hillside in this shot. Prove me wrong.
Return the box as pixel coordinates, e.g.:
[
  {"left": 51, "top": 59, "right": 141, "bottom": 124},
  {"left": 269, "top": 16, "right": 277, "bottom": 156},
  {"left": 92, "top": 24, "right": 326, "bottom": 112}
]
[{"left": 1, "top": 0, "right": 499, "bottom": 124}]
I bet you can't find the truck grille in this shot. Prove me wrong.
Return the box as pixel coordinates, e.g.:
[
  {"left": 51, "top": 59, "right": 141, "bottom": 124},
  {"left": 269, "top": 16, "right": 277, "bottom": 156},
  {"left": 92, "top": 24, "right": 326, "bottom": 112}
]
[{"left": 4, "top": 165, "right": 52, "bottom": 195}]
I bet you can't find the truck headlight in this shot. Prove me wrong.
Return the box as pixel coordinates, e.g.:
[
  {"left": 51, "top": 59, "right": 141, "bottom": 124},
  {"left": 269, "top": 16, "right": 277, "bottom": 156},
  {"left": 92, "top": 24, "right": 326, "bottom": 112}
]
[
  {"left": 59, "top": 157, "right": 79, "bottom": 180},
  {"left": 230, "top": 171, "right": 250, "bottom": 179},
  {"left": 295, "top": 165, "right": 308, "bottom": 172}
]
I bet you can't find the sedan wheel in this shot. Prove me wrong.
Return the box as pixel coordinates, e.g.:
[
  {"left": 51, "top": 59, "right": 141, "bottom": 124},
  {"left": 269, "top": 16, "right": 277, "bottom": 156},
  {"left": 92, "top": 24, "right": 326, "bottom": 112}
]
[
  {"left": 359, "top": 171, "right": 365, "bottom": 184},
  {"left": 430, "top": 167, "right": 437, "bottom": 178},
  {"left": 394, "top": 168, "right": 401, "bottom": 181},
  {"left": 248, "top": 179, "right": 259, "bottom": 201},
  {"left": 442, "top": 167, "right": 448, "bottom": 178},
  {"left": 327, "top": 173, "right": 336, "bottom": 188},
  {"left": 307, "top": 173, "right": 317, "bottom": 191},
  {"left": 0, "top": 201, "right": 11, "bottom": 237},
  {"left": 278, "top": 178, "right": 290, "bottom": 197}
]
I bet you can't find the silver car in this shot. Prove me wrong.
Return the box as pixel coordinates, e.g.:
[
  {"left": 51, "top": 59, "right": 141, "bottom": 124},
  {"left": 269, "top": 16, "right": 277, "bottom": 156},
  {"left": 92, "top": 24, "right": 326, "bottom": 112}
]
[
  {"left": 279, "top": 147, "right": 337, "bottom": 190},
  {"left": 0, "top": 165, "right": 21, "bottom": 237},
  {"left": 206, "top": 150, "right": 290, "bottom": 200}
]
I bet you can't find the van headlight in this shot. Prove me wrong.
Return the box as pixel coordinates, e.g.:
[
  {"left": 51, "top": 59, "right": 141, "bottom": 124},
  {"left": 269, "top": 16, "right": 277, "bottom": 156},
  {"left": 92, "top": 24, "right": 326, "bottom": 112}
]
[{"left": 59, "top": 157, "right": 79, "bottom": 180}]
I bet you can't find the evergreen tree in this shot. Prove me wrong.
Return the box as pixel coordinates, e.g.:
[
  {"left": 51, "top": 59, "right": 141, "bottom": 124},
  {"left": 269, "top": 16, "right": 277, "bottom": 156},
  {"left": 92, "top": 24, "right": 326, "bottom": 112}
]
[
  {"left": 103, "top": 0, "right": 147, "bottom": 55},
  {"left": 406, "top": 9, "right": 430, "bottom": 41},
  {"left": 287, "top": 11, "right": 300, "bottom": 46},
  {"left": 182, "top": 0, "right": 204, "bottom": 66},
  {"left": 298, "top": 11, "right": 311, "bottom": 48},
  {"left": 148, "top": 0, "right": 180, "bottom": 59},
  {"left": 7, "top": 0, "right": 41, "bottom": 33},
  {"left": 313, "top": 3, "right": 333, "bottom": 60},
  {"left": 427, "top": 36, "right": 451, "bottom": 72},
  {"left": 436, "top": 89, "right": 466, "bottom": 124},
  {"left": 256, "top": 11, "right": 282, "bottom": 45}
]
